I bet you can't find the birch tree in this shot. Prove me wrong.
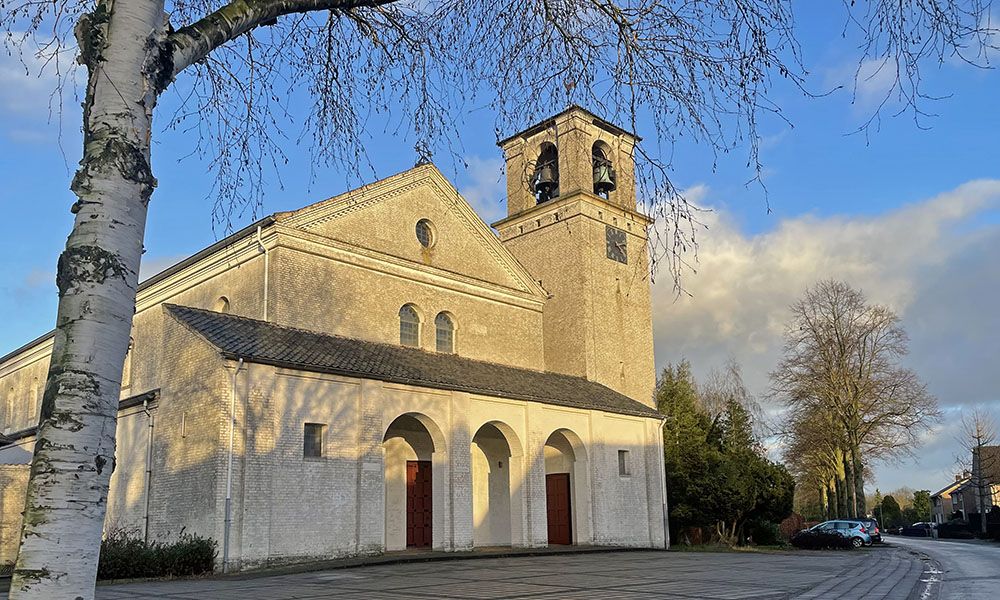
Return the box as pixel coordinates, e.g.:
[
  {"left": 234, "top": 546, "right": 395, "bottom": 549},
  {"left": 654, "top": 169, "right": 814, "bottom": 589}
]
[{"left": 1, "top": 1, "right": 994, "bottom": 598}]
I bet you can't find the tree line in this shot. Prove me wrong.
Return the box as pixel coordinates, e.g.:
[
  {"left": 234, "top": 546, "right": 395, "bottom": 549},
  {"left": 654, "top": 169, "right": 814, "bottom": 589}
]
[
  {"left": 772, "top": 281, "right": 940, "bottom": 522},
  {"left": 873, "top": 488, "right": 933, "bottom": 528}
]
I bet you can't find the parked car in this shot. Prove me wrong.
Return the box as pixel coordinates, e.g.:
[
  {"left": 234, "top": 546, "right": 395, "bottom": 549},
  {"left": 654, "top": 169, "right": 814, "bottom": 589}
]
[
  {"left": 856, "top": 517, "right": 882, "bottom": 543},
  {"left": 902, "top": 522, "right": 936, "bottom": 537},
  {"left": 808, "top": 520, "right": 873, "bottom": 548}
]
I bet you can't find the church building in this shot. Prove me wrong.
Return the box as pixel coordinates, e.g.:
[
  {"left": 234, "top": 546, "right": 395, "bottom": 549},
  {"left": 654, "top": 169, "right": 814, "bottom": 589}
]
[{"left": 0, "top": 107, "right": 668, "bottom": 571}]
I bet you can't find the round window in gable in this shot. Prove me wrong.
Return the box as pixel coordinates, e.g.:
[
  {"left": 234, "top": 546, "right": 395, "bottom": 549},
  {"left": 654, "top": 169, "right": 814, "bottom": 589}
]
[{"left": 415, "top": 219, "right": 435, "bottom": 248}]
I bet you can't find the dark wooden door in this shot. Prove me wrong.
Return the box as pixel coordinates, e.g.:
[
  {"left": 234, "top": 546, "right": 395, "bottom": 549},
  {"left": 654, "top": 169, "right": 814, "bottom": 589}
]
[
  {"left": 406, "top": 460, "right": 433, "bottom": 548},
  {"left": 546, "top": 473, "right": 573, "bottom": 545}
]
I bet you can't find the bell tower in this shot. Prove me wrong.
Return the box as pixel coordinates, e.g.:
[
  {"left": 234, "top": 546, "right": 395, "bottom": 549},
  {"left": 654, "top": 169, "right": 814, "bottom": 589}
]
[{"left": 492, "top": 106, "right": 656, "bottom": 407}]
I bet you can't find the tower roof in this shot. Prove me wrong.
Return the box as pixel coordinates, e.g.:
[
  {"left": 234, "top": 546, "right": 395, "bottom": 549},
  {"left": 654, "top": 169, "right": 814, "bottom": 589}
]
[{"left": 497, "top": 105, "right": 641, "bottom": 147}]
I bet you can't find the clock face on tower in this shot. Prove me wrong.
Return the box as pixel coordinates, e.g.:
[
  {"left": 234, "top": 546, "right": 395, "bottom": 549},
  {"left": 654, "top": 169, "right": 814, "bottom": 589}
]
[{"left": 605, "top": 225, "right": 627, "bottom": 264}]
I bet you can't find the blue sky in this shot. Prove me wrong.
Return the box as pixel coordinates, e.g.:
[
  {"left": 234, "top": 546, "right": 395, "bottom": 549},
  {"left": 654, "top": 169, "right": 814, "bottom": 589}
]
[{"left": 0, "top": 4, "right": 998, "bottom": 496}]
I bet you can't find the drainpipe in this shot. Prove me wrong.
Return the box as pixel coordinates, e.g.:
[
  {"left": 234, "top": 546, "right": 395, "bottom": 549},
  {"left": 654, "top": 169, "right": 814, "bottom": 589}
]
[
  {"left": 659, "top": 416, "right": 670, "bottom": 549},
  {"left": 223, "top": 358, "right": 245, "bottom": 573},
  {"left": 256, "top": 225, "right": 269, "bottom": 321},
  {"left": 142, "top": 397, "right": 155, "bottom": 543}
]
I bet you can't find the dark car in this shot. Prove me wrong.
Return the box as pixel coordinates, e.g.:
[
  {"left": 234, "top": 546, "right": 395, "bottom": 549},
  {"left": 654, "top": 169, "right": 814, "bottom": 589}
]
[
  {"left": 902, "top": 522, "right": 936, "bottom": 537},
  {"left": 857, "top": 517, "right": 882, "bottom": 543},
  {"left": 807, "top": 520, "right": 872, "bottom": 548}
]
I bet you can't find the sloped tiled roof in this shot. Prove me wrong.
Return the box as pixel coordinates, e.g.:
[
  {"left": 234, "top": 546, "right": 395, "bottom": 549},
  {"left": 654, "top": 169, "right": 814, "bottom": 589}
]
[
  {"left": 931, "top": 478, "right": 969, "bottom": 499},
  {"left": 165, "top": 304, "right": 660, "bottom": 419}
]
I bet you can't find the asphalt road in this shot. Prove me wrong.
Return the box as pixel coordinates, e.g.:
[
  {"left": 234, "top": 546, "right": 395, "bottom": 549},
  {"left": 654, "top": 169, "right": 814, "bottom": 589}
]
[{"left": 889, "top": 535, "right": 1000, "bottom": 600}]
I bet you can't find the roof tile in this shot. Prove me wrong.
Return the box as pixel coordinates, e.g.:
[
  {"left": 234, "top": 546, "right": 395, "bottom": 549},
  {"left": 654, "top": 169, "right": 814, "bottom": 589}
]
[{"left": 165, "top": 304, "right": 660, "bottom": 419}]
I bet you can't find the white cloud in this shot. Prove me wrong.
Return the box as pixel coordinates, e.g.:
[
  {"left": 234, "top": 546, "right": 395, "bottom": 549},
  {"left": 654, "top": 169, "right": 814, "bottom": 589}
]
[
  {"left": 651, "top": 179, "right": 1000, "bottom": 490},
  {"left": 458, "top": 155, "right": 506, "bottom": 225},
  {"left": 825, "top": 57, "right": 899, "bottom": 111},
  {"left": 139, "top": 255, "right": 189, "bottom": 282},
  {"left": 22, "top": 269, "right": 54, "bottom": 290},
  {"left": 0, "top": 41, "right": 78, "bottom": 141}
]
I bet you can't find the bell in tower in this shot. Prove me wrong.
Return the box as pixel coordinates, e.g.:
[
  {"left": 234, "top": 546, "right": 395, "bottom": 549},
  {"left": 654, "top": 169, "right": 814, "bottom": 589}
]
[
  {"left": 532, "top": 143, "right": 560, "bottom": 203},
  {"left": 592, "top": 142, "right": 616, "bottom": 199}
]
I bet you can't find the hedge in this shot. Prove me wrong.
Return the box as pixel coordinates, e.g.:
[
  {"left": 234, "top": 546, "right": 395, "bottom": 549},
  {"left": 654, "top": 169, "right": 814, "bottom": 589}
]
[
  {"left": 98, "top": 529, "right": 216, "bottom": 581},
  {"left": 790, "top": 530, "right": 853, "bottom": 550}
]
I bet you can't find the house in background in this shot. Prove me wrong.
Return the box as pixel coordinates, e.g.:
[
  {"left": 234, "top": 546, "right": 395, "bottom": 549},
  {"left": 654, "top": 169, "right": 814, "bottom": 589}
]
[
  {"left": 931, "top": 475, "right": 972, "bottom": 524},
  {"left": 0, "top": 106, "right": 668, "bottom": 571},
  {"left": 931, "top": 445, "right": 1000, "bottom": 526}
]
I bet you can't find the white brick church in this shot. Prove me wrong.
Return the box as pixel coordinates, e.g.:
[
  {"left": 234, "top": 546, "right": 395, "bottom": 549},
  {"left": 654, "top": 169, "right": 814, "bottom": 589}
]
[{"left": 0, "top": 106, "right": 668, "bottom": 571}]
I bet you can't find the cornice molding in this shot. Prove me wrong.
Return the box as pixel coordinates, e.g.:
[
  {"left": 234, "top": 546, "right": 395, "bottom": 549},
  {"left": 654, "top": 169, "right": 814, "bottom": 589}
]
[
  {"left": 494, "top": 194, "right": 651, "bottom": 244},
  {"left": 0, "top": 337, "right": 54, "bottom": 378},
  {"left": 134, "top": 227, "right": 278, "bottom": 314}
]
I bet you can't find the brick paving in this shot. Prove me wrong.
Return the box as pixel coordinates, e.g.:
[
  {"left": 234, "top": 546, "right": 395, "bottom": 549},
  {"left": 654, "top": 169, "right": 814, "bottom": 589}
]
[{"left": 4, "top": 545, "right": 930, "bottom": 599}]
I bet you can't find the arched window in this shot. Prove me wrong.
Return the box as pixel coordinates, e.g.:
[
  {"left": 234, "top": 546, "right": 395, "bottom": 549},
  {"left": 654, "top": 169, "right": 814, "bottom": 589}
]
[
  {"left": 399, "top": 304, "right": 421, "bottom": 347},
  {"left": 215, "top": 296, "right": 231, "bottom": 313},
  {"left": 592, "top": 141, "right": 616, "bottom": 199},
  {"left": 532, "top": 143, "right": 559, "bottom": 203},
  {"left": 435, "top": 313, "right": 455, "bottom": 353}
]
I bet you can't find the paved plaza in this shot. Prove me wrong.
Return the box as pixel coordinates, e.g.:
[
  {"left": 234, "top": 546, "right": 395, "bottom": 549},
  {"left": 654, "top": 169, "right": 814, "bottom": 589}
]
[{"left": 80, "top": 546, "right": 931, "bottom": 600}]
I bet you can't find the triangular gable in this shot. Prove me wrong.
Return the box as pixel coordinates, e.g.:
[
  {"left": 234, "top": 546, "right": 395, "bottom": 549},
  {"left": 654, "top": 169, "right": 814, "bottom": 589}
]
[{"left": 277, "top": 164, "right": 545, "bottom": 296}]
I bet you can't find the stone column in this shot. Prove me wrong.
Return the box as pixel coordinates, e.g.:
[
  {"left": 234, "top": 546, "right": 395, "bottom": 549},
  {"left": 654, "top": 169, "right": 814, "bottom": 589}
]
[
  {"left": 524, "top": 403, "right": 550, "bottom": 547},
  {"left": 356, "top": 380, "right": 386, "bottom": 554},
  {"left": 448, "top": 392, "right": 473, "bottom": 551}
]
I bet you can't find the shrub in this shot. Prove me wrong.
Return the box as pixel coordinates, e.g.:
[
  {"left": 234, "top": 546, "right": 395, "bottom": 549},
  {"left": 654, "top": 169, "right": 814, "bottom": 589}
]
[
  {"left": 937, "top": 523, "right": 974, "bottom": 539},
  {"left": 779, "top": 513, "right": 806, "bottom": 541},
  {"left": 790, "top": 530, "right": 852, "bottom": 550},
  {"left": 746, "top": 520, "right": 783, "bottom": 546},
  {"left": 98, "top": 529, "right": 216, "bottom": 581},
  {"left": 985, "top": 523, "right": 1000, "bottom": 541}
]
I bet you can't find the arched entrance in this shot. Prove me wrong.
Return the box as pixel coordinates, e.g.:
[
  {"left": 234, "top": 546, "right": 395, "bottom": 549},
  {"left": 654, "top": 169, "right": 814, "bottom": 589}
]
[
  {"left": 382, "top": 413, "right": 445, "bottom": 551},
  {"left": 471, "top": 421, "right": 525, "bottom": 547},
  {"left": 543, "top": 429, "right": 590, "bottom": 545}
]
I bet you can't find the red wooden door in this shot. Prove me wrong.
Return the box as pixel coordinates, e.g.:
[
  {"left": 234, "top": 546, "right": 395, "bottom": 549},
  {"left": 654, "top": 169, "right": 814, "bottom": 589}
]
[
  {"left": 406, "top": 460, "right": 433, "bottom": 548},
  {"left": 546, "top": 473, "right": 573, "bottom": 545}
]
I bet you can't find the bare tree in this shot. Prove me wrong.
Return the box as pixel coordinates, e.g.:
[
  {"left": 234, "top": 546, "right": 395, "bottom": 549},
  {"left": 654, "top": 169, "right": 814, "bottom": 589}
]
[
  {"left": 0, "top": 1, "right": 993, "bottom": 598},
  {"left": 958, "top": 409, "right": 999, "bottom": 535},
  {"left": 700, "top": 358, "right": 767, "bottom": 439},
  {"left": 772, "top": 280, "right": 941, "bottom": 519}
]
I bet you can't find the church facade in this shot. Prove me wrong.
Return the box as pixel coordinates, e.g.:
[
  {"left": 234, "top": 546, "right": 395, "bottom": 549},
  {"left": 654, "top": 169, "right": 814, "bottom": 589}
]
[{"left": 0, "top": 107, "right": 668, "bottom": 571}]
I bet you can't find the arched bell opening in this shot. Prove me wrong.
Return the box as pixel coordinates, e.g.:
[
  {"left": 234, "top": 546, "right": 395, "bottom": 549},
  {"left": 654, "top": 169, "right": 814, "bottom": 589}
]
[
  {"left": 532, "top": 142, "right": 560, "bottom": 204},
  {"left": 592, "top": 141, "right": 616, "bottom": 199},
  {"left": 471, "top": 421, "right": 526, "bottom": 547},
  {"left": 382, "top": 413, "right": 446, "bottom": 551}
]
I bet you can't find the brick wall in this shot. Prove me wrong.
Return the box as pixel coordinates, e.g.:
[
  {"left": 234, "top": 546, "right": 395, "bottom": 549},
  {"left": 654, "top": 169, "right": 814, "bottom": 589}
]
[{"left": 0, "top": 464, "right": 29, "bottom": 566}]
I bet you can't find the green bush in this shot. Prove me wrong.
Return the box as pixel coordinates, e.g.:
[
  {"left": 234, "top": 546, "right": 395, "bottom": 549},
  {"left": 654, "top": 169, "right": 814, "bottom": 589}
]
[
  {"left": 746, "top": 520, "right": 783, "bottom": 546},
  {"left": 937, "top": 523, "right": 974, "bottom": 539},
  {"left": 790, "top": 530, "right": 852, "bottom": 550},
  {"left": 98, "top": 529, "right": 216, "bottom": 580}
]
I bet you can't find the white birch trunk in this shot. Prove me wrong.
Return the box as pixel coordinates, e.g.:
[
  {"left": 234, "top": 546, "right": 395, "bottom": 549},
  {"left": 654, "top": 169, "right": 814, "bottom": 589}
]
[
  {"left": 9, "top": 1, "right": 387, "bottom": 597},
  {"left": 9, "top": 1, "right": 167, "bottom": 598}
]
